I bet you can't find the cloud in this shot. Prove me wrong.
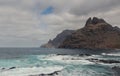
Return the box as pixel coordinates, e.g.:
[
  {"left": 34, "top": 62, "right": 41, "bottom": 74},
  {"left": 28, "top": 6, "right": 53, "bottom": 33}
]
[
  {"left": 69, "top": 0, "right": 120, "bottom": 16},
  {"left": 0, "top": 3, "right": 45, "bottom": 47},
  {"left": 0, "top": 0, "right": 119, "bottom": 47}
]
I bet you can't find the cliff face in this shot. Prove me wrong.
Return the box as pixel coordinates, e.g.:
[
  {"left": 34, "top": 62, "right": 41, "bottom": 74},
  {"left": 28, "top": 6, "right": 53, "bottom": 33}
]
[
  {"left": 41, "top": 30, "right": 74, "bottom": 48},
  {"left": 59, "top": 17, "right": 120, "bottom": 49}
]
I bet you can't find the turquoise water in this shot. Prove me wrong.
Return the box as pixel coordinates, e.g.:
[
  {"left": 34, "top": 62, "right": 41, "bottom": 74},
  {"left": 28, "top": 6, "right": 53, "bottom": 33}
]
[{"left": 0, "top": 48, "right": 120, "bottom": 76}]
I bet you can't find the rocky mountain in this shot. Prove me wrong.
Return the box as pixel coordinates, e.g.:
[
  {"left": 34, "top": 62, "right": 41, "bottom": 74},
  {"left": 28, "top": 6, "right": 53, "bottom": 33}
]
[
  {"left": 41, "top": 30, "right": 74, "bottom": 48},
  {"left": 59, "top": 17, "right": 120, "bottom": 49}
]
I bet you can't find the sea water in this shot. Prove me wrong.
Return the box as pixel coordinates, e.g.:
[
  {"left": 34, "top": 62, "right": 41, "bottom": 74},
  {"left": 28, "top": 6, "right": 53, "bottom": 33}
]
[{"left": 0, "top": 48, "right": 120, "bottom": 76}]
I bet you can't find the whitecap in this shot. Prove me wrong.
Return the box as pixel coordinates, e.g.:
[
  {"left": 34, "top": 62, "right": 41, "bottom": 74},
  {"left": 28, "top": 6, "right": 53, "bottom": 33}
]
[
  {"left": 102, "top": 53, "right": 120, "bottom": 56},
  {"left": 0, "top": 66, "right": 63, "bottom": 76}
]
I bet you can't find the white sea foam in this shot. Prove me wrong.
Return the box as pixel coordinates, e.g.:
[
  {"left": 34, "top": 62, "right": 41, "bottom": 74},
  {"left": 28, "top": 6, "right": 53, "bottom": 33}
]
[
  {"left": 37, "top": 54, "right": 94, "bottom": 65},
  {"left": 0, "top": 54, "right": 117, "bottom": 76},
  {"left": 0, "top": 66, "right": 63, "bottom": 76},
  {"left": 102, "top": 53, "right": 120, "bottom": 56},
  {"left": 40, "top": 54, "right": 90, "bottom": 60}
]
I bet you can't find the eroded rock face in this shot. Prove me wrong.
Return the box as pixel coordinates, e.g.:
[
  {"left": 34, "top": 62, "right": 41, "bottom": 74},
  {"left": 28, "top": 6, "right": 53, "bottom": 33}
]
[
  {"left": 59, "top": 17, "right": 120, "bottom": 49},
  {"left": 41, "top": 30, "right": 74, "bottom": 48},
  {"left": 85, "top": 17, "right": 106, "bottom": 26}
]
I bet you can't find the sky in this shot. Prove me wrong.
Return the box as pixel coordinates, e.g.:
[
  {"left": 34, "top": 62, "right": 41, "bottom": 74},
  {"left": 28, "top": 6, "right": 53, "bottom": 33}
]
[{"left": 0, "top": 0, "right": 120, "bottom": 47}]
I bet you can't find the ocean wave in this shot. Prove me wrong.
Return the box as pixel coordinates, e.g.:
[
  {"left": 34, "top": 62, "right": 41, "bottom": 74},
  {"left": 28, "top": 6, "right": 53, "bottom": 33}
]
[
  {"left": 102, "top": 53, "right": 120, "bottom": 56},
  {"left": 0, "top": 66, "right": 63, "bottom": 76},
  {"left": 36, "top": 54, "right": 94, "bottom": 65},
  {"left": 0, "top": 54, "right": 119, "bottom": 76}
]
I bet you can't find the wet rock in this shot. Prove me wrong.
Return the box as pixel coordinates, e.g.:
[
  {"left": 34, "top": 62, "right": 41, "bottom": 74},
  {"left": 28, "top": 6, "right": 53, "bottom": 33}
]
[
  {"left": 112, "top": 66, "right": 120, "bottom": 76},
  {"left": 79, "top": 54, "right": 91, "bottom": 56},
  {"left": 9, "top": 67, "right": 16, "bottom": 70},
  {"left": 29, "top": 70, "right": 61, "bottom": 76},
  {"left": 57, "top": 54, "right": 68, "bottom": 55},
  {"left": 1, "top": 68, "right": 5, "bottom": 70},
  {"left": 87, "top": 58, "right": 120, "bottom": 64}
]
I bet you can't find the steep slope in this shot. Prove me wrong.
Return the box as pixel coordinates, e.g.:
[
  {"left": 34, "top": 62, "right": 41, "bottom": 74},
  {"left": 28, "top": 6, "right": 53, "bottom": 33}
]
[
  {"left": 59, "top": 17, "right": 120, "bottom": 49},
  {"left": 41, "top": 30, "right": 74, "bottom": 48}
]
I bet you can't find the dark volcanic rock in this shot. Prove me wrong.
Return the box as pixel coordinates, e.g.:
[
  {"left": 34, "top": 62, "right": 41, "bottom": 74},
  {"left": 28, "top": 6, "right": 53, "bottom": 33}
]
[
  {"left": 85, "top": 17, "right": 106, "bottom": 26},
  {"left": 85, "top": 17, "right": 92, "bottom": 26},
  {"left": 87, "top": 58, "right": 120, "bottom": 64},
  {"left": 29, "top": 70, "right": 61, "bottom": 76},
  {"left": 41, "top": 30, "right": 74, "bottom": 48},
  {"left": 9, "top": 67, "right": 16, "bottom": 70},
  {"left": 79, "top": 54, "right": 91, "bottom": 56},
  {"left": 112, "top": 66, "right": 120, "bottom": 76},
  {"left": 59, "top": 17, "right": 120, "bottom": 49}
]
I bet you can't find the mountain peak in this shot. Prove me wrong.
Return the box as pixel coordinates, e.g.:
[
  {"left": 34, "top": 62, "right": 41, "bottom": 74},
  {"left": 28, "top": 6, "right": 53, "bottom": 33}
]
[
  {"left": 59, "top": 17, "right": 120, "bottom": 49},
  {"left": 85, "top": 17, "right": 106, "bottom": 26}
]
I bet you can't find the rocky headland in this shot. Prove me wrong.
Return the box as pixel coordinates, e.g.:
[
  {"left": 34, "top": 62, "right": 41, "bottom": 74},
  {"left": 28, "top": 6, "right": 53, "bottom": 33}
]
[
  {"left": 41, "top": 17, "right": 120, "bottom": 49},
  {"left": 41, "top": 30, "right": 74, "bottom": 48},
  {"left": 59, "top": 17, "right": 120, "bottom": 49}
]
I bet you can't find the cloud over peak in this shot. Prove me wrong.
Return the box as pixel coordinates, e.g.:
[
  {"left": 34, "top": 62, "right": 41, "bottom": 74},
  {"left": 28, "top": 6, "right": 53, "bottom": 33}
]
[{"left": 0, "top": 0, "right": 119, "bottom": 47}]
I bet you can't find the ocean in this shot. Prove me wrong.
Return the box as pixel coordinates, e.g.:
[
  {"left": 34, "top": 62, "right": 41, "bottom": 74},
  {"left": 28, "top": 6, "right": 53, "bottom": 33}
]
[{"left": 0, "top": 48, "right": 120, "bottom": 76}]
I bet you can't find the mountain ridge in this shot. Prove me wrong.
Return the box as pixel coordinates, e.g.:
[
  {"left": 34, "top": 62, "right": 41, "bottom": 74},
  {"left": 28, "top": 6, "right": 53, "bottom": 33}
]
[
  {"left": 40, "top": 30, "right": 74, "bottom": 48},
  {"left": 59, "top": 17, "right": 120, "bottom": 49},
  {"left": 41, "top": 17, "right": 120, "bottom": 49}
]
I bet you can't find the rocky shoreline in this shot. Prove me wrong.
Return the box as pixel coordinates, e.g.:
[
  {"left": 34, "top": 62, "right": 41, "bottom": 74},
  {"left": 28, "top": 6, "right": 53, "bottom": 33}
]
[
  {"left": 0, "top": 54, "right": 120, "bottom": 76},
  {"left": 29, "top": 70, "right": 61, "bottom": 76},
  {"left": 87, "top": 58, "right": 120, "bottom": 64}
]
